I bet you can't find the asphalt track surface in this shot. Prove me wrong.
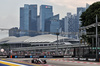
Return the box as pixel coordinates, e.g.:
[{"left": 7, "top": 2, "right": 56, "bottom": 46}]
[
  {"left": 47, "top": 58, "right": 100, "bottom": 66},
  {"left": 1, "top": 58, "right": 100, "bottom": 66},
  {"left": 0, "top": 59, "right": 40, "bottom": 66}
]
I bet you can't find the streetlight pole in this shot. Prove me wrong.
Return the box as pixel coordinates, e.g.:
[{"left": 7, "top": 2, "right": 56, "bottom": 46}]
[
  {"left": 79, "top": 28, "right": 81, "bottom": 59},
  {"left": 96, "top": 15, "right": 98, "bottom": 61},
  {"left": 9, "top": 45, "right": 10, "bottom": 58},
  {"left": 56, "top": 28, "right": 59, "bottom": 55}
]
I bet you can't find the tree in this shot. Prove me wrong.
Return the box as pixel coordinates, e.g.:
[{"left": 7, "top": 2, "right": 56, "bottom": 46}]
[
  {"left": 80, "top": 2, "right": 100, "bottom": 26},
  {"left": 80, "top": 1, "right": 100, "bottom": 45}
]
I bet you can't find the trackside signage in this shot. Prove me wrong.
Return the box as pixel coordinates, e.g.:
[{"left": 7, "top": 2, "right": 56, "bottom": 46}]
[
  {"left": 32, "top": 56, "right": 39, "bottom": 58},
  {"left": 79, "top": 58, "right": 86, "bottom": 61},
  {"left": 0, "top": 56, "right": 8, "bottom": 58},
  {"left": 74, "top": 58, "right": 97, "bottom": 61},
  {"left": 64, "top": 56, "right": 72, "bottom": 58},
  {"left": 12, "top": 55, "right": 63, "bottom": 58},
  {"left": 88, "top": 58, "right": 96, "bottom": 61},
  {"left": 74, "top": 58, "right": 78, "bottom": 60}
]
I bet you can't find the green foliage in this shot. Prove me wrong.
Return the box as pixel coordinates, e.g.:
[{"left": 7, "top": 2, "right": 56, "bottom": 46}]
[
  {"left": 80, "top": 2, "right": 100, "bottom": 26},
  {"left": 80, "top": 1, "right": 100, "bottom": 45}
]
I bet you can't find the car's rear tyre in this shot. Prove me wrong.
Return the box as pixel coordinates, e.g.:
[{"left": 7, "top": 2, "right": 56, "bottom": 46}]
[
  {"left": 32, "top": 60, "right": 34, "bottom": 63},
  {"left": 43, "top": 60, "right": 47, "bottom": 64}
]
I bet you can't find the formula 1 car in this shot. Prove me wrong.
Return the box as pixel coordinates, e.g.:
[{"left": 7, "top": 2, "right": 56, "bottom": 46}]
[{"left": 31, "top": 58, "right": 47, "bottom": 64}]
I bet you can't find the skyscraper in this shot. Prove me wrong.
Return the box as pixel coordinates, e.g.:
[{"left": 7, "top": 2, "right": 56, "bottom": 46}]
[
  {"left": 45, "top": 14, "right": 60, "bottom": 33},
  {"left": 77, "top": 4, "right": 90, "bottom": 27},
  {"left": 77, "top": 7, "right": 86, "bottom": 27},
  {"left": 60, "top": 18, "right": 65, "bottom": 32},
  {"left": 64, "top": 13, "right": 71, "bottom": 33},
  {"left": 64, "top": 13, "right": 78, "bottom": 39},
  {"left": 76, "top": 4, "right": 90, "bottom": 39},
  {"left": 24, "top": 4, "right": 30, "bottom": 31},
  {"left": 86, "top": 3, "right": 90, "bottom": 9},
  {"left": 50, "top": 14, "right": 60, "bottom": 33},
  {"left": 20, "top": 4, "right": 37, "bottom": 36},
  {"left": 20, "top": 7, "right": 24, "bottom": 30},
  {"left": 29, "top": 5, "right": 37, "bottom": 36},
  {"left": 40, "top": 5, "right": 53, "bottom": 32},
  {"left": 45, "top": 18, "right": 51, "bottom": 32},
  {"left": 37, "top": 16, "right": 40, "bottom": 32}
]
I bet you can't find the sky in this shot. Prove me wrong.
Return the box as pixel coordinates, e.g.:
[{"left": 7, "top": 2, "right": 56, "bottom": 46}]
[{"left": 0, "top": 0, "right": 99, "bottom": 39}]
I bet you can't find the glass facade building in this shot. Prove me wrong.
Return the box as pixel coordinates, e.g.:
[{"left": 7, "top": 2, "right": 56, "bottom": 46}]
[
  {"left": 37, "top": 16, "right": 40, "bottom": 32},
  {"left": 45, "top": 14, "right": 60, "bottom": 33},
  {"left": 64, "top": 13, "right": 72, "bottom": 33},
  {"left": 60, "top": 18, "right": 65, "bottom": 32},
  {"left": 77, "top": 7, "right": 86, "bottom": 26},
  {"left": 29, "top": 5, "right": 37, "bottom": 36},
  {"left": 50, "top": 14, "right": 60, "bottom": 33},
  {"left": 64, "top": 13, "right": 78, "bottom": 39},
  {"left": 20, "top": 4, "right": 37, "bottom": 36},
  {"left": 24, "top": 4, "right": 30, "bottom": 31},
  {"left": 20, "top": 7, "right": 24, "bottom": 30},
  {"left": 45, "top": 18, "right": 51, "bottom": 32},
  {"left": 40, "top": 5, "right": 53, "bottom": 32}
]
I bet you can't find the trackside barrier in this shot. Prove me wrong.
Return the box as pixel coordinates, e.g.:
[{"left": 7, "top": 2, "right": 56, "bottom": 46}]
[
  {"left": 99, "top": 58, "right": 100, "bottom": 62},
  {"left": 10, "top": 55, "right": 12, "bottom": 58},
  {"left": 0, "top": 55, "right": 68, "bottom": 58},
  {"left": 73, "top": 58, "right": 99, "bottom": 62},
  {"left": 0, "top": 55, "right": 99, "bottom": 62},
  {"left": 12, "top": 55, "right": 64, "bottom": 58},
  {"left": 0, "top": 55, "right": 9, "bottom": 58}
]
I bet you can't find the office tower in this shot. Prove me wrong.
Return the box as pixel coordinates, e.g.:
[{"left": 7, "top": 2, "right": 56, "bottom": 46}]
[
  {"left": 59, "top": 18, "right": 65, "bottom": 36},
  {"left": 45, "top": 14, "right": 59, "bottom": 33},
  {"left": 64, "top": 13, "right": 71, "bottom": 33},
  {"left": 40, "top": 5, "right": 53, "bottom": 33},
  {"left": 20, "top": 4, "right": 37, "bottom": 36},
  {"left": 50, "top": 14, "right": 59, "bottom": 33},
  {"left": 37, "top": 16, "right": 40, "bottom": 32},
  {"left": 45, "top": 18, "right": 51, "bottom": 32},
  {"left": 9, "top": 27, "right": 20, "bottom": 37},
  {"left": 77, "top": 7, "right": 86, "bottom": 26},
  {"left": 77, "top": 4, "right": 90, "bottom": 27},
  {"left": 24, "top": 4, "right": 30, "bottom": 31},
  {"left": 60, "top": 18, "right": 65, "bottom": 32},
  {"left": 86, "top": 3, "right": 90, "bottom": 10},
  {"left": 20, "top": 7, "right": 24, "bottom": 30},
  {"left": 20, "top": 7, "right": 26, "bottom": 36},
  {"left": 64, "top": 13, "right": 78, "bottom": 39},
  {"left": 72, "top": 15, "right": 78, "bottom": 32},
  {"left": 29, "top": 5, "right": 37, "bottom": 36}
]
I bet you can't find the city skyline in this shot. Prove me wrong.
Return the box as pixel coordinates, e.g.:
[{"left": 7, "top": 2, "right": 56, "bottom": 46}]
[
  {"left": 0, "top": 1, "right": 100, "bottom": 63},
  {"left": 0, "top": 0, "right": 99, "bottom": 29},
  {"left": 10, "top": 4, "right": 86, "bottom": 38},
  {"left": 0, "top": 0, "right": 99, "bottom": 39}
]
